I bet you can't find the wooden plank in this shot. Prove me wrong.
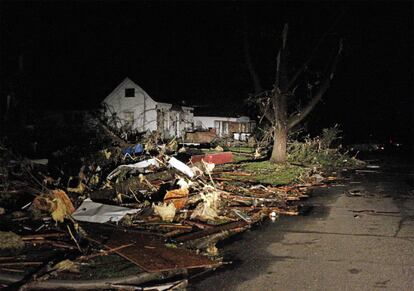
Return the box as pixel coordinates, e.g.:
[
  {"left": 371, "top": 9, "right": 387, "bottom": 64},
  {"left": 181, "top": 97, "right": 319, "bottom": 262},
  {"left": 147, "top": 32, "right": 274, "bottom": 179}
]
[
  {"left": 174, "top": 220, "right": 249, "bottom": 242},
  {"left": 87, "top": 229, "right": 219, "bottom": 273}
]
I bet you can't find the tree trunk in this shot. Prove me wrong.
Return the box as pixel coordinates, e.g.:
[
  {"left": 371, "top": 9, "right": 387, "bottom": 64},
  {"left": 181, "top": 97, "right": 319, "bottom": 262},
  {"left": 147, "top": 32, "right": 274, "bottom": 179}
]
[{"left": 270, "top": 124, "right": 287, "bottom": 163}]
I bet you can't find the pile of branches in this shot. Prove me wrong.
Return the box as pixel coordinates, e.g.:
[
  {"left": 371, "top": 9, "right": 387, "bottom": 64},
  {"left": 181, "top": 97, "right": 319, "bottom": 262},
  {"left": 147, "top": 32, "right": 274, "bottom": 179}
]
[{"left": 287, "top": 125, "right": 363, "bottom": 170}]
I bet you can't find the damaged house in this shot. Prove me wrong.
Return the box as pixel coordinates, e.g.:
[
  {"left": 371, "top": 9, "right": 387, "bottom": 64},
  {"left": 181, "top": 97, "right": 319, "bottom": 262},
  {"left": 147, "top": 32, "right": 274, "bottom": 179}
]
[
  {"left": 193, "top": 115, "right": 256, "bottom": 141},
  {"left": 102, "top": 77, "right": 194, "bottom": 139}
]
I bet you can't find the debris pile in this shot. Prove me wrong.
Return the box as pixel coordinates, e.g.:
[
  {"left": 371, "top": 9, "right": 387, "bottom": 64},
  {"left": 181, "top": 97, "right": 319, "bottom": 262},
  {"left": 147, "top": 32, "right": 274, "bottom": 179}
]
[{"left": 0, "top": 135, "right": 326, "bottom": 289}]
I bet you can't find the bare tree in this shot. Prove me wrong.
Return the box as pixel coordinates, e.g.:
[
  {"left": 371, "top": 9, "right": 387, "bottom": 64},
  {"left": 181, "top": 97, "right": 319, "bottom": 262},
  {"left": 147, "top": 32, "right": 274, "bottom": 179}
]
[{"left": 247, "top": 23, "right": 343, "bottom": 163}]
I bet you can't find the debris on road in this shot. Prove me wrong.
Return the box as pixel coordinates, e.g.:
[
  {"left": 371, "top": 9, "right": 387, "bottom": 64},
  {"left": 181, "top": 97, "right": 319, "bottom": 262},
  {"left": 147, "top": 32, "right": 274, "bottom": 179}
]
[{"left": 0, "top": 131, "right": 350, "bottom": 289}]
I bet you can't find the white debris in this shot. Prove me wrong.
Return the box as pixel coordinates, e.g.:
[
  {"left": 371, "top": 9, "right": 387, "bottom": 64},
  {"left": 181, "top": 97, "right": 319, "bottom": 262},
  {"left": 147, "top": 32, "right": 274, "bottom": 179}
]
[
  {"left": 168, "top": 157, "right": 195, "bottom": 178},
  {"left": 190, "top": 190, "right": 221, "bottom": 221},
  {"left": 107, "top": 158, "right": 159, "bottom": 180},
  {"left": 202, "top": 160, "right": 215, "bottom": 174},
  {"left": 72, "top": 199, "right": 141, "bottom": 223}
]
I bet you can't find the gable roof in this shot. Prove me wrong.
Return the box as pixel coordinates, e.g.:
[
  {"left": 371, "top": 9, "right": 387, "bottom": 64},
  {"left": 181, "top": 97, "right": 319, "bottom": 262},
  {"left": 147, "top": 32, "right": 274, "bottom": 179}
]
[
  {"left": 102, "top": 77, "right": 194, "bottom": 110},
  {"left": 102, "top": 77, "right": 153, "bottom": 103}
]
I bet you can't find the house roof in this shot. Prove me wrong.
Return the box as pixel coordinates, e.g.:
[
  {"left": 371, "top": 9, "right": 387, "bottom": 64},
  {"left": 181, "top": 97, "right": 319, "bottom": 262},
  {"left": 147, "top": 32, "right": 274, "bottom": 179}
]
[
  {"left": 102, "top": 77, "right": 151, "bottom": 103},
  {"left": 102, "top": 77, "right": 193, "bottom": 110},
  {"left": 103, "top": 77, "right": 191, "bottom": 106}
]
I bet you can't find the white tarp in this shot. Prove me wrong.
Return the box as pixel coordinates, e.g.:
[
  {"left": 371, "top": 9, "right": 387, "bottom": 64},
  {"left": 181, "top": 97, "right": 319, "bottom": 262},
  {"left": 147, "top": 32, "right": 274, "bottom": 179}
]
[{"left": 72, "top": 198, "right": 141, "bottom": 223}]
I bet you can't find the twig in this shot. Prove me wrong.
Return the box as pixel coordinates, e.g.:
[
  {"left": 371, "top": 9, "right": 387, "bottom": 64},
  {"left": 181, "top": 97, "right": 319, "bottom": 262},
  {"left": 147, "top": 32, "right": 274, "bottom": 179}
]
[
  {"left": 78, "top": 243, "right": 135, "bottom": 261},
  {"left": 66, "top": 225, "right": 82, "bottom": 253}
]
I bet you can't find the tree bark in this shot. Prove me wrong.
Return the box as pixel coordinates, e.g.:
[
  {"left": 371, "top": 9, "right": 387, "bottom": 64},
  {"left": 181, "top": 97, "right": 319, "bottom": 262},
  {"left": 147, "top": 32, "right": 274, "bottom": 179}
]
[
  {"left": 270, "top": 124, "right": 287, "bottom": 163},
  {"left": 270, "top": 90, "right": 288, "bottom": 163}
]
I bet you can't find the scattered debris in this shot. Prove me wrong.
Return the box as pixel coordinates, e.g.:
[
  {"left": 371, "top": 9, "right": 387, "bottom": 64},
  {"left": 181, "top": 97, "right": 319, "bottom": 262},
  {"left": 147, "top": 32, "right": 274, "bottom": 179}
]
[{"left": 0, "top": 127, "right": 355, "bottom": 288}]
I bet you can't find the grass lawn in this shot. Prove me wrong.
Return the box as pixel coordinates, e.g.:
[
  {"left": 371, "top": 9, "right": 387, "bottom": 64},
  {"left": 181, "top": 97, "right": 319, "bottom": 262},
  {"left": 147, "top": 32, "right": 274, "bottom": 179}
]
[
  {"left": 220, "top": 161, "right": 311, "bottom": 186},
  {"left": 228, "top": 147, "right": 256, "bottom": 154}
]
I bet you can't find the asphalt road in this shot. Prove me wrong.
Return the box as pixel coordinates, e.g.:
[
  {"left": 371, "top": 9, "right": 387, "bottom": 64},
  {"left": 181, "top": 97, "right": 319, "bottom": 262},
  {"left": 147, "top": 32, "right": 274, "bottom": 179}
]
[{"left": 192, "top": 154, "right": 414, "bottom": 290}]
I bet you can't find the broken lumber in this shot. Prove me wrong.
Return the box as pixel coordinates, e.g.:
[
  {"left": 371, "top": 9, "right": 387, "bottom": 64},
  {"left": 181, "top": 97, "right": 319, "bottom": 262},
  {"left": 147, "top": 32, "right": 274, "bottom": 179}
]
[{"left": 174, "top": 220, "right": 249, "bottom": 243}]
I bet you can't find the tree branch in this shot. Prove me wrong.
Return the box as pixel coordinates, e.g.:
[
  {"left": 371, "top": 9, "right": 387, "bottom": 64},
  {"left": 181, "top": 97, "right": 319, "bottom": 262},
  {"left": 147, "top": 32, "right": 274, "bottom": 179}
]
[
  {"left": 288, "top": 39, "right": 343, "bottom": 129},
  {"left": 286, "top": 10, "right": 345, "bottom": 91},
  {"left": 258, "top": 96, "right": 274, "bottom": 124},
  {"left": 275, "top": 23, "right": 289, "bottom": 91}
]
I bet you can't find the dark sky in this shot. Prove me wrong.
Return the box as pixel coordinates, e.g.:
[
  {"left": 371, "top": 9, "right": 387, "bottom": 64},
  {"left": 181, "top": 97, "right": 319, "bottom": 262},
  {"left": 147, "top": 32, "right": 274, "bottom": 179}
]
[{"left": 1, "top": 1, "right": 413, "bottom": 143}]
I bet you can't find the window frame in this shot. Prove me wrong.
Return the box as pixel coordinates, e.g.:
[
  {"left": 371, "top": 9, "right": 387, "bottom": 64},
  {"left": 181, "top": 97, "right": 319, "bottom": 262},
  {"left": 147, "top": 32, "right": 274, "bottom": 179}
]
[{"left": 124, "top": 88, "right": 135, "bottom": 98}]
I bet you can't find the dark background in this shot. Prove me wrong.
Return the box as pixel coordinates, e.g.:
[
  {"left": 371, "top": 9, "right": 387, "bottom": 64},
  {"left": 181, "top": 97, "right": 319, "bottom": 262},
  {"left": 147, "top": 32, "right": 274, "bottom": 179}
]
[{"left": 1, "top": 1, "right": 413, "bottom": 144}]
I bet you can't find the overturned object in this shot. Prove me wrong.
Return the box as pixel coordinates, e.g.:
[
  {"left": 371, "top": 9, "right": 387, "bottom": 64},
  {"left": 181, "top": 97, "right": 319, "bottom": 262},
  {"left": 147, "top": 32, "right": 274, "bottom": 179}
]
[{"left": 72, "top": 198, "right": 141, "bottom": 223}]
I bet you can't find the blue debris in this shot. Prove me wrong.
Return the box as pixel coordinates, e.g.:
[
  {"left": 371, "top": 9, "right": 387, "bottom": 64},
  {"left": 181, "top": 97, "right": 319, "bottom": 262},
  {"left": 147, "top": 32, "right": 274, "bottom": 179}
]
[{"left": 122, "top": 143, "right": 143, "bottom": 155}]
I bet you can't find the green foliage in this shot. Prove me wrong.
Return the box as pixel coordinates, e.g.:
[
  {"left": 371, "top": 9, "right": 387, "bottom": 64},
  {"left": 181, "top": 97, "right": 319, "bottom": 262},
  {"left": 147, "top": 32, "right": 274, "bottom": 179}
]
[{"left": 287, "top": 126, "right": 362, "bottom": 171}]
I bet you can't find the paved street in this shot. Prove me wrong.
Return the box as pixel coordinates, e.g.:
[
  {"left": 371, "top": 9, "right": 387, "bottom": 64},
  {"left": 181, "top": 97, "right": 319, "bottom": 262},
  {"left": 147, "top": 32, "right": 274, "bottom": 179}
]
[{"left": 192, "top": 155, "right": 414, "bottom": 290}]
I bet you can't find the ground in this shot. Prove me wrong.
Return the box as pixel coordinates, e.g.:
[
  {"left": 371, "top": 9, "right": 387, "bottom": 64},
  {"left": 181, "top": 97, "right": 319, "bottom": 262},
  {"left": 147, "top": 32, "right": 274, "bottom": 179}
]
[{"left": 191, "top": 153, "right": 414, "bottom": 290}]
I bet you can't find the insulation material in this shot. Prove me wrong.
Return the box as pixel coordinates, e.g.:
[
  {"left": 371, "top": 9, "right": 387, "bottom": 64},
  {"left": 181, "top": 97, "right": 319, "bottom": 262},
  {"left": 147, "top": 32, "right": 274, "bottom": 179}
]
[
  {"left": 190, "top": 190, "right": 221, "bottom": 222},
  {"left": 153, "top": 203, "right": 176, "bottom": 222}
]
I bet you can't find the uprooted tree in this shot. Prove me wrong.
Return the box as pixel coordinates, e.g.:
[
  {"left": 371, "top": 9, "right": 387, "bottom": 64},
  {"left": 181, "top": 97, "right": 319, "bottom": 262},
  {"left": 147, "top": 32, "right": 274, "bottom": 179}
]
[{"left": 246, "top": 23, "right": 343, "bottom": 163}]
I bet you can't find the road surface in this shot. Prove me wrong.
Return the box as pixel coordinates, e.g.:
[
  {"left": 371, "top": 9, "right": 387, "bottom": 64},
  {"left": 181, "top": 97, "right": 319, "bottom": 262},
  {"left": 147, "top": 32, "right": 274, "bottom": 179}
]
[{"left": 192, "top": 155, "right": 414, "bottom": 290}]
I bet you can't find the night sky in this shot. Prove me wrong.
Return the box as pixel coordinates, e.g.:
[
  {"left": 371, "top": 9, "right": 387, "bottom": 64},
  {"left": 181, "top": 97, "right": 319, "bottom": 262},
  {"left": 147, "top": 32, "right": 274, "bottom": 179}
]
[{"left": 1, "top": 1, "right": 413, "bottom": 144}]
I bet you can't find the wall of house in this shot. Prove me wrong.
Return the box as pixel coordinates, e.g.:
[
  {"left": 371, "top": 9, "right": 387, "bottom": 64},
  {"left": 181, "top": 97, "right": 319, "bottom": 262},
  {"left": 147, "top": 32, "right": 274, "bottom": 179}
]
[
  {"left": 103, "top": 78, "right": 194, "bottom": 138},
  {"left": 193, "top": 116, "right": 255, "bottom": 138},
  {"left": 156, "top": 103, "right": 194, "bottom": 138},
  {"left": 102, "top": 79, "right": 157, "bottom": 132}
]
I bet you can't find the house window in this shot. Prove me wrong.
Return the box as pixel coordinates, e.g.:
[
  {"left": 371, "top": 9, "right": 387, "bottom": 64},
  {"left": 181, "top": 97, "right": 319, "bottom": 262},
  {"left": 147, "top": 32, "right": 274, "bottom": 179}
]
[
  {"left": 125, "top": 88, "right": 135, "bottom": 97},
  {"left": 222, "top": 122, "right": 229, "bottom": 135}
]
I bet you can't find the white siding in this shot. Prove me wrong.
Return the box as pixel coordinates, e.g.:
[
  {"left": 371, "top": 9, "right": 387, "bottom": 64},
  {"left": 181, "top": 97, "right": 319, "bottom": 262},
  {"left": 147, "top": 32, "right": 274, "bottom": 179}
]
[
  {"left": 102, "top": 78, "right": 158, "bottom": 132},
  {"left": 102, "top": 77, "right": 193, "bottom": 137}
]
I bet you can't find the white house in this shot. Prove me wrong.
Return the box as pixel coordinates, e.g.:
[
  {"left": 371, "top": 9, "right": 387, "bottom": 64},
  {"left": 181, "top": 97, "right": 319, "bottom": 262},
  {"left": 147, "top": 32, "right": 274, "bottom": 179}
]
[
  {"left": 102, "top": 77, "right": 193, "bottom": 139},
  {"left": 193, "top": 115, "right": 256, "bottom": 141}
]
